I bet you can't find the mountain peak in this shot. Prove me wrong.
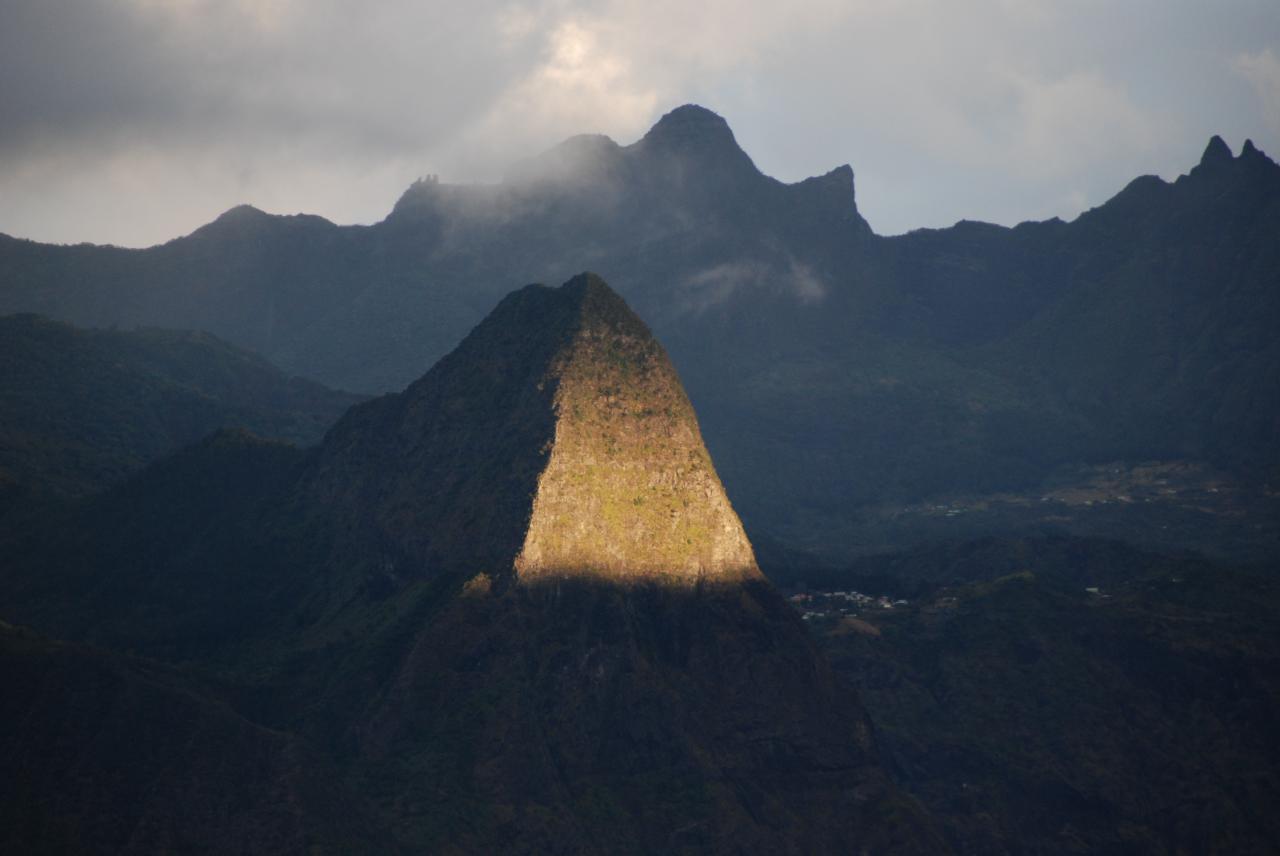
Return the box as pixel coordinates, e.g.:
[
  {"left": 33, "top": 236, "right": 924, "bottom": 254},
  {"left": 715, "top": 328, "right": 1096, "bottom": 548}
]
[
  {"left": 1185, "top": 134, "right": 1280, "bottom": 184},
  {"left": 189, "top": 204, "right": 275, "bottom": 240},
  {"left": 636, "top": 104, "right": 754, "bottom": 167},
  {"left": 558, "top": 271, "right": 634, "bottom": 325},
  {"left": 1239, "top": 138, "right": 1272, "bottom": 165},
  {"left": 309, "top": 273, "right": 760, "bottom": 586},
  {"left": 1199, "top": 134, "right": 1234, "bottom": 169},
  {"left": 647, "top": 103, "right": 732, "bottom": 135},
  {"left": 213, "top": 203, "right": 268, "bottom": 224}
]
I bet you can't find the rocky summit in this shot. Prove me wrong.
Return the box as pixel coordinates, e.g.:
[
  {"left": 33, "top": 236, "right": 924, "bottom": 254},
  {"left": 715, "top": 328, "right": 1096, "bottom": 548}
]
[
  {"left": 514, "top": 274, "right": 759, "bottom": 583},
  {"left": 309, "top": 272, "right": 760, "bottom": 586}
]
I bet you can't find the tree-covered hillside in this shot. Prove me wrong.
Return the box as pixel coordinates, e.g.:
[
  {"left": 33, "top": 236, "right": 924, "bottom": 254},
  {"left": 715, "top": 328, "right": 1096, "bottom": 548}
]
[{"left": 0, "top": 314, "right": 362, "bottom": 501}]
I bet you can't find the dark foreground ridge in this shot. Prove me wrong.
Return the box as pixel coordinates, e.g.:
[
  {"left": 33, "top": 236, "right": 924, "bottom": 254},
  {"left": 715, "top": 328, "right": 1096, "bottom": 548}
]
[{"left": 0, "top": 275, "right": 942, "bottom": 853}]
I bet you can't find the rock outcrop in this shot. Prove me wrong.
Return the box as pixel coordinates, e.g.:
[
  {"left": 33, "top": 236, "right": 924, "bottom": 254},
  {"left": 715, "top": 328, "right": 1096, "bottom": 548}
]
[
  {"left": 514, "top": 274, "right": 759, "bottom": 583},
  {"left": 309, "top": 272, "right": 760, "bottom": 586}
]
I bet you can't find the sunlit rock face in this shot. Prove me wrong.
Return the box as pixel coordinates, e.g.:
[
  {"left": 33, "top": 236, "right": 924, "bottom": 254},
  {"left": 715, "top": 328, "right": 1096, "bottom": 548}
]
[
  {"left": 308, "top": 272, "right": 759, "bottom": 585},
  {"left": 516, "top": 274, "right": 759, "bottom": 584}
]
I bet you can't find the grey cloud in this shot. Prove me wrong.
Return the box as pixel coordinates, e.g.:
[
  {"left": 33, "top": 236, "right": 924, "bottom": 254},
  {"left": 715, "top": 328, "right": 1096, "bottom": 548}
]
[
  {"left": 0, "top": 0, "right": 534, "bottom": 158},
  {"left": 0, "top": 0, "right": 1277, "bottom": 246}
]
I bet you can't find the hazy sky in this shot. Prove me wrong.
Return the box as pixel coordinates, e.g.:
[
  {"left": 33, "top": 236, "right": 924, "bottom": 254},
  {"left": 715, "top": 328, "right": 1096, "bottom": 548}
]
[{"left": 2, "top": 0, "right": 1278, "bottom": 246}]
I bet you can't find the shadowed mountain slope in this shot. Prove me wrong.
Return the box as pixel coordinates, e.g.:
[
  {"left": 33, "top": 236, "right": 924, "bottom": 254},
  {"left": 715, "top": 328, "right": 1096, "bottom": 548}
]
[
  {"left": 0, "top": 313, "right": 361, "bottom": 501},
  {"left": 0, "top": 620, "right": 386, "bottom": 854},
  {"left": 347, "top": 575, "right": 939, "bottom": 854},
  {"left": 0, "top": 275, "right": 941, "bottom": 853},
  {"left": 810, "top": 536, "right": 1280, "bottom": 854}
]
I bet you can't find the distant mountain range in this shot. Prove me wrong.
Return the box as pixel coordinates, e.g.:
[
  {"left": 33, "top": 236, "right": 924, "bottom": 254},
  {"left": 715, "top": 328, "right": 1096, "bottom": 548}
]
[{"left": 1, "top": 104, "right": 1276, "bottom": 562}]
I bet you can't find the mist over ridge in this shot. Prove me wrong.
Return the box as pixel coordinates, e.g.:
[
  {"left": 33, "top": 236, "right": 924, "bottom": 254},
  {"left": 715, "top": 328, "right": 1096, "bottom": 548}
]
[{"left": 2, "top": 1, "right": 1276, "bottom": 246}]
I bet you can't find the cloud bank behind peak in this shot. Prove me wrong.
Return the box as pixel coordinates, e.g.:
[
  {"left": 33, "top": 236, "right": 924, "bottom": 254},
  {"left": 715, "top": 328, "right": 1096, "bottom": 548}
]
[{"left": 0, "top": 0, "right": 1276, "bottom": 246}]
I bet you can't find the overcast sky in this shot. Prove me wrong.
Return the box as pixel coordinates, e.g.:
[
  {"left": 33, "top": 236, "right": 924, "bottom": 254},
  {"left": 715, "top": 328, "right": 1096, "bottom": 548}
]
[{"left": 2, "top": 0, "right": 1278, "bottom": 247}]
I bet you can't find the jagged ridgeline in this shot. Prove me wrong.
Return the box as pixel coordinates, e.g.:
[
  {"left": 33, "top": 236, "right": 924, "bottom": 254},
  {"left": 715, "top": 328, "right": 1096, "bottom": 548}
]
[{"left": 308, "top": 271, "right": 759, "bottom": 585}]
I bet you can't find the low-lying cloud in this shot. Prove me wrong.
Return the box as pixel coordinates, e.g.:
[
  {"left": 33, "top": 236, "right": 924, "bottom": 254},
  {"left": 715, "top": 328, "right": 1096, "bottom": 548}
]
[{"left": 680, "top": 259, "right": 827, "bottom": 316}]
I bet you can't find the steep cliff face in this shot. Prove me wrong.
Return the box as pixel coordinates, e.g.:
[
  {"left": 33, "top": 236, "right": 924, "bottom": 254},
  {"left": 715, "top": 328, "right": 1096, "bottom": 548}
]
[
  {"left": 309, "top": 272, "right": 759, "bottom": 585},
  {"left": 515, "top": 275, "right": 759, "bottom": 583}
]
